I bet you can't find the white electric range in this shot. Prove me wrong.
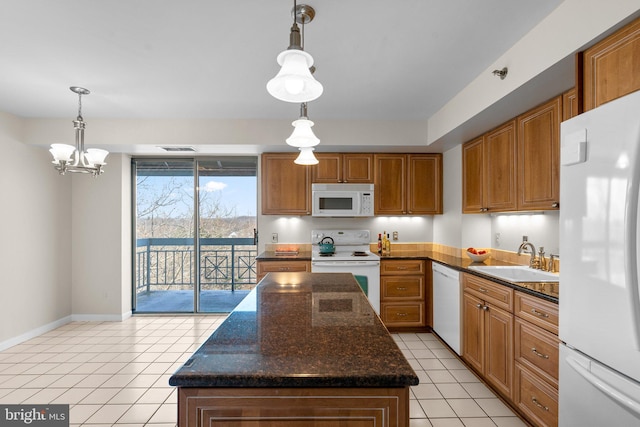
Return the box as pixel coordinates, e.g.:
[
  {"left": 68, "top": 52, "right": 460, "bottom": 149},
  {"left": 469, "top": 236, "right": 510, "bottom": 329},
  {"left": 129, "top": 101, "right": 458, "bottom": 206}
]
[{"left": 310, "top": 229, "right": 380, "bottom": 314}]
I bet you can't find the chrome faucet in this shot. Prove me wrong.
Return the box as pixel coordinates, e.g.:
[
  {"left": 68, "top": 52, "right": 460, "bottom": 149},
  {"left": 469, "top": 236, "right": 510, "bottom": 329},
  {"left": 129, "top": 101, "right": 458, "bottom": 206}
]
[{"left": 517, "top": 236, "right": 538, "bottom": 269}]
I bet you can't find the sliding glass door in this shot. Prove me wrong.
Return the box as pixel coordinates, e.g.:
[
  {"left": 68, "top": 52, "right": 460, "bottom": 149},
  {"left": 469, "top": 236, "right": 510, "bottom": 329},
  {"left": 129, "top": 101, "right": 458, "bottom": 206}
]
[{"left": 132, "top": 157, "right": 257, "bottom": 313}]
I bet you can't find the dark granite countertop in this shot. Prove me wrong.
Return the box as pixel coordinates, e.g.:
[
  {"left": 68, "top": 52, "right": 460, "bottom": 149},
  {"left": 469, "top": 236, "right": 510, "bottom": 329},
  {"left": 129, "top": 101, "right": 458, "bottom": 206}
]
[
  {"left": 169, "top": 272, "right": 419, "bottom": 388},
  {"left": 256, "top": 251, "right": 312, "bottom": 261},
  {"left": 256, "top": 249, "right": 558, "bottom": 302},
  {"left": 380, "top": 250, "right": 559, "bottom": 303}
]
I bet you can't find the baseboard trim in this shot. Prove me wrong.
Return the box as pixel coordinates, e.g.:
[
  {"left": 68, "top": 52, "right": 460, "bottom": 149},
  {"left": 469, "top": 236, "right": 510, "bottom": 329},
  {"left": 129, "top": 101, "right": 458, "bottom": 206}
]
[
  {"left": 71, "top": 311, "right": 132, "bottom": 322},
  {"left": 0, "top": 311, "right": 133, "bottom": 351},
  {"left": 0, "top": 315, "right": 72, "bottom": 352}
]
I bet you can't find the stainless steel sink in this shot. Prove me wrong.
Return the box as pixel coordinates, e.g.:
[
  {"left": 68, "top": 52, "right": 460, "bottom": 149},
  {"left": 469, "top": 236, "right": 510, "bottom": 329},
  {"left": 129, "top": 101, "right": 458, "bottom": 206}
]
[{"left": 468, "top": 265, "right": 559, "bottom": 283}]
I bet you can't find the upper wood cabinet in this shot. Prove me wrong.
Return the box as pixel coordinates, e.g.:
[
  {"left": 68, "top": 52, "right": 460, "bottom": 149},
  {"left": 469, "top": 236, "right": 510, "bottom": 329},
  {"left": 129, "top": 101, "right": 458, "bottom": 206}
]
[
  {"left": 583, "top": 16, "right": 640, "bottom": 111},
  {"left": 516, "top": 96, "right": 561, "bottom": 211},
  {"left": 462, "top": 121, "right": 517, "bottom": 213},
  {"left": 374, "top": 154, "right": 442, "bottom": 215},
  {"left": 312, "top": 153, "right": 373, "bottom": 183},
  {"left": 261, "top": 153, "right": 311, "bottom": 215},
  {"left": 562, "top": 87, "right": 580, "bottom": 121}
]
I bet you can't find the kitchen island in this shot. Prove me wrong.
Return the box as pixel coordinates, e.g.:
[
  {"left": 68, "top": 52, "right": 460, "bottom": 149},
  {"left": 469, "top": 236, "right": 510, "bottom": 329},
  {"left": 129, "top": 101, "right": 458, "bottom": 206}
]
[{"left": 169, "top": 272, "right": 418, "bottom": 427}]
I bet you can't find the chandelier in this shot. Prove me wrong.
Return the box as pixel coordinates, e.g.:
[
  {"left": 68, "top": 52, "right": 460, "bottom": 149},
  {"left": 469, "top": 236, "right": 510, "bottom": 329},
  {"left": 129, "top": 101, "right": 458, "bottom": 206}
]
[
  {"left": 49, "top": 86, "right": 108, "bottom": 176},
  {"left": 266, "top": 2, "right": 323, "bottom": 103},
  {"left": 286, "top": 103, "right": 319, "bottom": 165}
]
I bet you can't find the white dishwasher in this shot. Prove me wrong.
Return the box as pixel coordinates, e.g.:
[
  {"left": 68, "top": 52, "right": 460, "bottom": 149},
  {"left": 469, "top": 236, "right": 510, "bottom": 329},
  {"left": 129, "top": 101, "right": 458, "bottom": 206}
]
[{"left": 432, "top": 262, "right": 461, "bottom": 355}]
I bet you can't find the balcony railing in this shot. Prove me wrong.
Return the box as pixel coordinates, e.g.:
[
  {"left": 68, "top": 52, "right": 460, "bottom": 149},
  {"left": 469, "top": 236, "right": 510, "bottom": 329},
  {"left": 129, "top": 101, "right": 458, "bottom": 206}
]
[{"left": 135, "top": 237, "right": 257, "bottom": 294}]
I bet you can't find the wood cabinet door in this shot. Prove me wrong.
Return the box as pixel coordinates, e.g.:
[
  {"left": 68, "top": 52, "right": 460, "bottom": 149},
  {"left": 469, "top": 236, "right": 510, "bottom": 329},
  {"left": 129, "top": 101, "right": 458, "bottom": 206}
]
[
  {"left": 517, "top": 97, "right": 561, "bottom": 211},
  {"left": 261, "top": 153, "right": 311, "bottom": 215},
  {"left": 312, "top": 153, "right": 342, "bottom": 183},
  {"left": 584, "top": 16, "right": 640, "bottom": 111},
  {"left": 462, "top": 137, "right": 485, "bottom": 213},
  {"left": 374, "top": 154, "right": 406, "bottom": 215},
  {"left": 485, "top": 120, "right": 517, "bottom": 212},
  {"left": 343, "top": 154, "right": 373, "bottom": 183},
  {"left": 462, "top": 292, "right": 484, "bottom": 373},
  {"left": 484, "top": 304, "right": 514, "bottom": 400},
  {"left": 562, "top": 87, "right": 579, "bottom": 121},
  {"left": 407, "top": 154, "right": 442, "bottom": 214}
]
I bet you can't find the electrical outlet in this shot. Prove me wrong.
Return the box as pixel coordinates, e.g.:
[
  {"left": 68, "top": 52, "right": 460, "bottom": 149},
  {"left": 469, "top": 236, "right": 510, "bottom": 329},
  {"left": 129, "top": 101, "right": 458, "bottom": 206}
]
[
  {"left": 392, "top": 231, "right": 398, "bottom": 241},
  {"left": 271, "top": 233, "right": 278, "bottom": 243},
  {"left": 495, "top": 232, "right": 501, "bottom": 247}
]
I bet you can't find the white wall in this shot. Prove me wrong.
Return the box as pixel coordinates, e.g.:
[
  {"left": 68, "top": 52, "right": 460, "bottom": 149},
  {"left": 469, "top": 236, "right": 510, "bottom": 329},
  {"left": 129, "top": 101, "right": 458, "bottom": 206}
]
[
  {"left": 71, "top": 153, "right": 132, "bottom": 320},
  {"left": 257, "top": 215, "right": 434, "bottom": 252},
  {"left": 0, "top": 112, "right": 72, "bottom": 347},
  {"left": 428, "top": 0, "right": 640, "bottom": 148},
  {"left": 492, "top": 211, "right": 560, "bottom": 255}
]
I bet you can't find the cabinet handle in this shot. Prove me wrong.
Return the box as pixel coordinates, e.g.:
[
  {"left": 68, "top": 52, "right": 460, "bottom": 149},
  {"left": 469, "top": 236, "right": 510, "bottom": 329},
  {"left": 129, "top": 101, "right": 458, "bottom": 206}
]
[
  {"left": 396, "top": 266, "right": 407, "bottom": 270},
  {"left": 396, "top": 287, "right": 407, "bottom": 291},
  {"left": 552, "top": 202, "right": 559, "bottom": 208},
  {"left": 482, "top": 305, "right": 489, "bottom": 311},
  {"left": 396, "top": 312, "right": 408, "bottom": 317},
  {"left": 481, "top": 207, "right": 489, "bottom": 212},
  {"left": 402, "top": 211, "right": 407, "bottom": 214},
  {"left": 478, "top": 288, "right": 488, "bottom": 293},
  {"left": 531, "top": 348, "right": 550, "bottom": 359},
  {"left": 278, "top": 267, "right": 290, "bottom": 271},
  {"left": 531, "top": 397, "right": 549, "bottom": 412},
  {"left": 531, "top": 308, "right": 549, "bottom": 318},
  {"left": 476, "top": 304, "right": 482, "bottom": 309}
]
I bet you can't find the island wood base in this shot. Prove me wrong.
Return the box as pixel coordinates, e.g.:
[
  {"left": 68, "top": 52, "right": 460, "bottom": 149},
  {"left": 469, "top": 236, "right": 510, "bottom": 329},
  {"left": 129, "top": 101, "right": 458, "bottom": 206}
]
[{"left": 177, "top": 386, "right": 410, "bottom": 427}]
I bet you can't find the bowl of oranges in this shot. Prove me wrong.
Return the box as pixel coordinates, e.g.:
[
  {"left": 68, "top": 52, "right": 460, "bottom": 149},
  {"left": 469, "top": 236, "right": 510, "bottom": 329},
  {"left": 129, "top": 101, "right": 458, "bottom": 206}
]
[{"left": 466, "top": 247, "right": 490, "bottom": 263}]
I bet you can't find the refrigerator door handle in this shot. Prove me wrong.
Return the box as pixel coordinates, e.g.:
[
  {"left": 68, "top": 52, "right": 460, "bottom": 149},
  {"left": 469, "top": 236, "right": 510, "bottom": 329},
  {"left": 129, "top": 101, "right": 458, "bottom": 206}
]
[
  {"left": 566, "top": 355, "right": 640, "bottom": 418},
  {"left": 626, "top": 127, "right": 640, "bottom": 350}
]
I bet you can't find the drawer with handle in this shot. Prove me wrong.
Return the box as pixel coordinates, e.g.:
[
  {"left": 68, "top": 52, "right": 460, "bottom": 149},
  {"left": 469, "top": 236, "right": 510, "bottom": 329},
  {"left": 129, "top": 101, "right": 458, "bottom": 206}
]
[
  {"left": 515, "top": 291, "right": 558, "bottom": 334},
  {"left": 257, "top": 261, "right": 311, "bottom": 282},
  {"left": 381, "top": 302, "right": 425, "bottom": 326},
  {"left": 514, "top": 363, "right": 558, "bottom": 427},
  {"left": 515, "top": 318, "right": 559, "bottom": 387},
  {"left": 380, "top": 260, "right": 425, "bottom": 275},
  {"left": 462, "top": 273, "right": 513, "bottom": 311},
  {"left": 381, "top": 276, "right": 424, "bottom": 299}
]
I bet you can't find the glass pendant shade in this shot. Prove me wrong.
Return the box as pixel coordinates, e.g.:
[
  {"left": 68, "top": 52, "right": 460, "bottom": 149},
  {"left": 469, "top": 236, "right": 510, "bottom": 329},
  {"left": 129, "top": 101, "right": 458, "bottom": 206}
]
[
  {"left": 85, "top": 148, "right": 109, "bottom": 166},
  {"left": 286, "top": 117, "right": 320, "bottom": 148},
  {"left": 294, "top": 147, "right": 319, "bottom": 165},
  {"left": 267, "top": 49, "right": 323, "bottom": 103},
  {"left": 50, "top": 143, "right": 76, "bottom": 163}
]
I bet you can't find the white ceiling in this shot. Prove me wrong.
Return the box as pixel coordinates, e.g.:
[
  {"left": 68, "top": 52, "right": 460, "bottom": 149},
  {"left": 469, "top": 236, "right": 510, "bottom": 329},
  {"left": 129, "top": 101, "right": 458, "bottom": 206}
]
[{"left": 1, "top": 0, "right": 564, "bottom": 123}]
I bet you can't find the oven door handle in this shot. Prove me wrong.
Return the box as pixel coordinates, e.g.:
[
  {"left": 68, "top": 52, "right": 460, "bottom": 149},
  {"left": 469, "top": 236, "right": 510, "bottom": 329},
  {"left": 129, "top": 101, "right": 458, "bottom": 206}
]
[{"left": 312, "top": 261, "right": 380, "bottom": 267}]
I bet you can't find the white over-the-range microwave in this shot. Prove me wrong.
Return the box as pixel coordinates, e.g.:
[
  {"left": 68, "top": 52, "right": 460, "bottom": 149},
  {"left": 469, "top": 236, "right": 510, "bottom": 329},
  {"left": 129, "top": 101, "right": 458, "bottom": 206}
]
[{"left": 311, "top": 183, "right": 374, "bottom": 217}]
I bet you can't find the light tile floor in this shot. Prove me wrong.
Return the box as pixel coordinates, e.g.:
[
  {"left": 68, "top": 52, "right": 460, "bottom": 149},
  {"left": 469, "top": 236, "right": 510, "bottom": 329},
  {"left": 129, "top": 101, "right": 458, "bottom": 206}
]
[
  {"left": 0, "top": 317, "right": 526, "bottom": 426},
  {"left": 393, "top": 333, "right": 527, "bottom": 427}
]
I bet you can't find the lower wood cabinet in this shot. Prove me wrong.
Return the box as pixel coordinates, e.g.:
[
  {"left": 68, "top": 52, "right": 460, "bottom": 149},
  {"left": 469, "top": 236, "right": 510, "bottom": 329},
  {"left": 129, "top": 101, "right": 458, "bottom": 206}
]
[
  {"left": 462, "top": 291, "right": 514, "bottom": 400},
  {"left": 462, "top": 276, "right": 560, "bottom": 427},
  {"left": 178, "top": 387, "right": 410, "bottom": 427},
  {"left": 513, "top": 291, "right": 559, "bottom": 427},
  {"left": 256, "top": 260, "right": 311, "bottom": 283},
  {"left": 380, "top": 260, "right": 428, "bottom": 330}
]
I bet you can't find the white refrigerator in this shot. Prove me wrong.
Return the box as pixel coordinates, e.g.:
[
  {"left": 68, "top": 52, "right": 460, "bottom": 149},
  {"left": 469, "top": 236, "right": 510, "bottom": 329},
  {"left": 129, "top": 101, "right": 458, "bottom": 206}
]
[{"left": 559, "top": 90, "right": 640, "bottom": 425}]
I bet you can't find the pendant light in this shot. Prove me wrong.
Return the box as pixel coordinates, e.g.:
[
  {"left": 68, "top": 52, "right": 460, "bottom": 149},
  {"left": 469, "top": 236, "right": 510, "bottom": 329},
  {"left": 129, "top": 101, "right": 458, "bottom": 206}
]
[
  {"left": 286, "top": 103, "right": 320, "bottom": 148},
  {"left": 287, "top": 103, "right": 319, "bottom": 165},
  {"left": 49, "top": 87, "right": 108, "bottom": 176},
  {"left": 294, "top": 147, "right": 318, "bottom": 165},
  {"left": 266, "top": 2, "right": 323, "bottom": 103}
]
